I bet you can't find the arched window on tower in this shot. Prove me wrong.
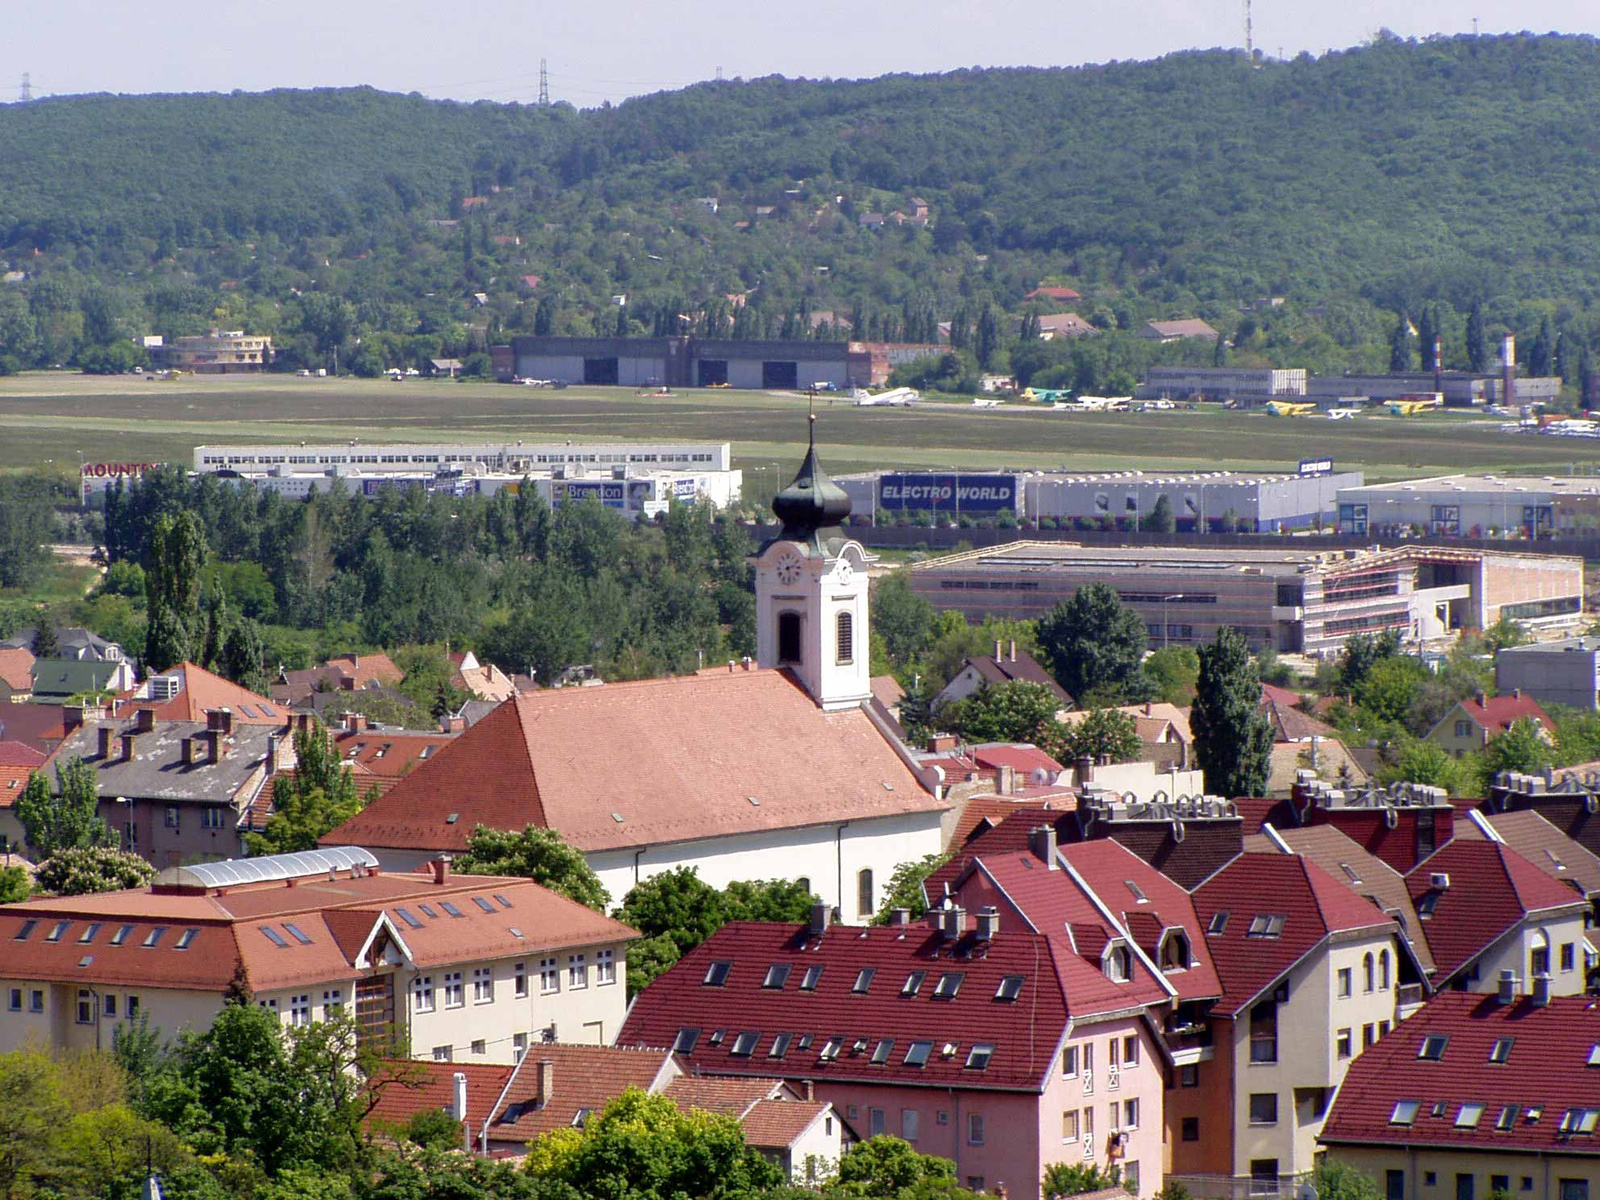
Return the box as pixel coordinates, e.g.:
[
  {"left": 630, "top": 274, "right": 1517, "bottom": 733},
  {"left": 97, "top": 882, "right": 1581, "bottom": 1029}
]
[
  {"left": 1379, "top": 949, "right": 1391, "bottom": 990},
  {"left": 1363, "top": 952, "right": 1375, "bottom": 993},
  {"left": 778, "top": 611, "right": 802, "bottom": 665},
  {"left": 857, "top": 869, "right": 875, "bottom": 918},
  {"left": 836, "top": 610, "right": 854, "bottom": 665}
]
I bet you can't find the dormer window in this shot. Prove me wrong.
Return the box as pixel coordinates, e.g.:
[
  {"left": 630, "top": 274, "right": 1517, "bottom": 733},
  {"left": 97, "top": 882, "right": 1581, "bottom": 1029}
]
[
  {"left": 1104, "top": 943, "right": 1132, "bottom": 983},
  {"left": 1160, "top": 929, "right": 1191, "bottom": 972}
]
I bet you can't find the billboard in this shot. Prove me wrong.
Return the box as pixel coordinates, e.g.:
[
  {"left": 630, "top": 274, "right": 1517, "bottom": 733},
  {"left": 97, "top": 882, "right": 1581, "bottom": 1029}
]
[
  {"left": 552, "top": 480, "right": 627, "bottom": 509},
  {"left": 80, "top": 461, "right": 164, "bottom": 498},
  {"left": 878, "top": 473, "right": 1017, "bottom": 513},
  {"left": 1298, "top": 457, "right": 1334, "bottom": 477}
]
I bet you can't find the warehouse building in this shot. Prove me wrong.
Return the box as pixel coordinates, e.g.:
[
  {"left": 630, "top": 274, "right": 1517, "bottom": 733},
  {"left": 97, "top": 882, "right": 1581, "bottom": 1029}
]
[
  {"left": 194, "top": 441, "right": 732, "bottom": 474},
  {"left": 1303, "top": 372, "right": 1562, "bottom": 407},
  {"left": 507, "top": 336, "right": 943, "bottom": 390},
  {"left": 1136, "top": 366, "right": 1308, "bottom": 401},
  {"left": 838, "top": 467, "right": 1359, "bottom": 531},
  {"left": 908, "top": 542, "right": 1583, "bottom": 655},
  {"left": 1335, "top": 474, "right": 1600, "bottom": 539}
]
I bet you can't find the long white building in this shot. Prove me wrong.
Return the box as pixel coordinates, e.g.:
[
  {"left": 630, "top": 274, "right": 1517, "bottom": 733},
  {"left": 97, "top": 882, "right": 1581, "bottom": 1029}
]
[{"left": 193, "top": 441, "right": 732, "bottom": 474}]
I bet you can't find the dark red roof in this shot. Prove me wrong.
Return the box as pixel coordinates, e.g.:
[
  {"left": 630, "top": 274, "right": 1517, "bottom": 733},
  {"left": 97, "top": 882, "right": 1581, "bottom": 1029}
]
[
  {"left": 1405, "top": 840, "right": 1588, "bottom": 985},
  {"left": 1193, "top": 853, "right": 1397, "bottom": 1015},
  {"left": 618, "top": 919, "right": 1069, "bottom": 1093},
  {"left": 1258, "top": 684, "right": 1339, "bottom": 742},
  {"left": 1320, "top": 990, "right": 1600, "bottom": 1155},
  {"left": 923, "top": 807, "right": 1067, "bottom": 903},
  {"left": 964, "top": 652, "right": 1072, "bottom": 704},
  {"left": 1457, "top": 694, "right": 1554, "bottom": 736},
  {"left": 365, "top": 1060, "right": 513, "bottom": 1139},
  {"left": 1025, "top": 285, "right": 1082, "bottom": 302},
  {"left": 0, "top": 703, "right": 73, "bottom": 755}
]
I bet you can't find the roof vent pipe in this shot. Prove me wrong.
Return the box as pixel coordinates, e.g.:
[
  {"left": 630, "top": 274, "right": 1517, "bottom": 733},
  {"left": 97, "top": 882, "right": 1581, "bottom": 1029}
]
[
  {"left": 1498, "top": 969, "right": 1518, "bottom": 1004},
  {"left": 1029, "top": 825, "right": 1057, "bottom": 869},
  {"left": 809, "top": 902, "right": 831, "bottom": 936},
  {"left": 976, "top": 906, "right": 1000, "bottom": 940},
  {"left": 1531, "top": 972, "right": 1551, "bottom": 1008}
]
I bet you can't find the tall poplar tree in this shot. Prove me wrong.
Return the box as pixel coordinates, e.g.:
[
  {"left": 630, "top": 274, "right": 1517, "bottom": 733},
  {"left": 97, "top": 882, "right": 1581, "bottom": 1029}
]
[
  {"left": 1191, "top": 627, "right": 1274, "bottom": 798},
  {"left": 1465, "top": 302, "right": 1488, "bottom": 372}
]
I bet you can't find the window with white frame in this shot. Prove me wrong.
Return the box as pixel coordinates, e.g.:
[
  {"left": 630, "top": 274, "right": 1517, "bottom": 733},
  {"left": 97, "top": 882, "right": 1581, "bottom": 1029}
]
[
  {"left": 443, "top": 972, "right": 464, "bottom": 1008},
  {"left": 568, "top": 953, "right": 588, "bottom": 989},
  {"left": 290, "top": 994, "right": 312, "bottom": 1026},
  {"left": 514, "top": 962, "right": 527, "bottom": 998},
  {"left": 323, "top": 989, "right": 343, "bottom": 1016},
  {"left": 597, "top": 949, "right": 616, "bottom": 984},
  {"left": 540, "top": 957, "right": 559, "bottom": 994},
  {"left": 433, "top": 1045, "right": 452, "bottom": 1062},
  {"left": 473, "top": 967, "right": 494, "bottom": 1004},
  {"left": 413, "top": 976, "right": 435, "bottom": 1013},
  {"left": 1122, "top": 1098, "right": 1139, "bottom": 1129},
  {"left": 1061, "top": 1045, "right": 1079, "bottom": 1077},
  {"left": 513, "top": 1033, "right": 528, "bottom": 1060}
]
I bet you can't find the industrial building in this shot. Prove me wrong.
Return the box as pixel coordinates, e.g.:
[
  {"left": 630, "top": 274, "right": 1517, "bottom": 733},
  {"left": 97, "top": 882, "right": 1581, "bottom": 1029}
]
[
  {"left": 1495, "top": 638, "right": 1600, "bottom": 710},
  {"left": 908, "top": 542, "right": 1584, "bottom": 655},
  {"left": 507, "top": 336, "right": 942, "bottom": 390},
  {"left": 151, "top": 330, "right": 273, "bottom": 373},
  {"left": 838, "top": 467, "right": 1360, "bottom": 531},
  {"left": 1335, "top": 473, "right": 1600, "bottom": 538},
  {"left": 1135, "top": 366, "right": 1307, "bottom": 401},
  {"left": 193, "top": 441, "right": 732, "bottom": 474}
]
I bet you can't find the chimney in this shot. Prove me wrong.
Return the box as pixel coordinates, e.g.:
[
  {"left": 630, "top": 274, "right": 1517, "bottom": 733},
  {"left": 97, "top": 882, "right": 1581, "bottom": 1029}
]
[
  {"left": 432, "top": 855, "right": 452, "bottom": 885},
  {"left": 181, "top": 736, "right": 195, "bottom": 766},
  {"left": 1009, "top": 639, "right": 1017, "bottom": 663},
  {"left": 340, "top": 675, "right": 357, "bottom": 691},
  {"left": 994, "top": 639, "right": 1002, "bottom": 663},
  {"left": 741, "top": 656, "right": 753, "bottom": 672},
  {"left": 1076, "top": 754, "right": 1094, "bottom": 784},
  {"left": 1531, "top": 973, "right": 1551, "bottom": 1007},
  {"left": 1143, "top": 703, "right": 1153, "bottom": 716},
  {"left": 1475, "top": 692, "right": 1487, "bottom": 707},
  {"left": 997, "top": 763, "right": 1016, "bottom": 796},
  {"left": 942, "top": 904, "right": 966, "bottom": 941},
  {"left": 120, "top": 732, "right": 138, "bottom": 762},
  {"left": 97, "top": 724, "right": 115, "bottom": 759},
  {"left": 1498, "top": 969, "right": 1518, "bottom": 1005},
  {"left": 1029, "top": 825, "right": 1058, "bottom": 868},
  {"left": 342, "top": 711, "right": 367, "bottom": 733},
  {"left": 441, "top": 715, "right": 465, "bottom": 733},
  {"left": 206, "top": 708, "right": 232, "bottom": 734},
  {"left": 1512, "top": 688, "right": 1521, "bottom": 700},
  {"left": 889, "top": 907, "right": 911, "bottom": 926},
  {"left": 809, "top": 901, "right": 831, "bottom": 936},
  {"left": 1501, "top": 333, "right": 1517, "bottom": 409},
  {"left": 727, "top": 660, "right": 736, "bottom": 672},
  {"left": 976, "top": 905, "right": 1000, "bottom": 940},
  {"left": 537, "top": 1058, "right": 555, "bottom": 1106},
  {"left": 134, "top": 707, "right": 156, "bottom": 733},
  {"left": 1310, "top": 735, "right": 1321, "bottom": 770},
  {"left": 928, "top": 734, "right": 958, "bottom": 753},
  {"left": 294, "top": 712, "right": 314, "bottom": 735},
  {"left": 202, "top": 729, "right": 223, "bottom": 762},
  {"left": 451, "top": 1071, "right": 468, "bottom": 1121},
  {"left": 802, "top": 1079, "right": 814, "bottom": 1101}
]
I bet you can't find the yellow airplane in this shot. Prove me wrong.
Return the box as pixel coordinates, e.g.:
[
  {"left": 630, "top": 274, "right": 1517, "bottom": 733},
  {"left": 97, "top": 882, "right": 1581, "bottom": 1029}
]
[
  {"left": 1266, "top": 401, "right": 1317, "bottom": 417},
  {"left": 1385, "top": 398, "right": 1442, "bottom": 416}
]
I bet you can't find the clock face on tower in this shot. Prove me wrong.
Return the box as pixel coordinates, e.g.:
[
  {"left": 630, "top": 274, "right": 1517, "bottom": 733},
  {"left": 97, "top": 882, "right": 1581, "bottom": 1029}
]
[
  {"left": 775, "top": 549, "right": 803, "bottom": 585},
  {"left": 834, "top": 560, "right": 854, "bottom": 584}
]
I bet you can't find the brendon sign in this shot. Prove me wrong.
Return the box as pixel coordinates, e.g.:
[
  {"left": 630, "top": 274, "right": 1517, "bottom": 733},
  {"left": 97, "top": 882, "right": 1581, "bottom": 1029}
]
[{"left": 878, "top": 474, "right": 1018, "bottom": 513}]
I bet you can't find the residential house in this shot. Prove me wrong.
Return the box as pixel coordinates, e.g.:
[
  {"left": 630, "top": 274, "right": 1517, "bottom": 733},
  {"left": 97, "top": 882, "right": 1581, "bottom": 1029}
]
[
  {"left": 0, "top": 849, "right": 636, "bottom": 1061},
  {"left": 0, "top": 740, "right": 46, "bottom": 852},
  {"left": 1318, "top": 988, "right": 1600, "bottom": 1200},
  {"left": 858, "top": 212, "right": 886, "bottom": 230},
  {"left": 31, "top": 658, "right": 136, "bottom": 702},
  {"left": 116, "top": 662, "right": 288, "bottom": 726},
  {"left": 1453, "top": 808, "right": 1600, "bottom": 922},
  {"left": 325, "top": 427, "right": 951, "bottom": 924},
  {"left": 1485, "top": 769, "right": 1600, "bottom": 861},
  {"left": 1138, "top": 320, "right": 1221, "bottom": 344},
  {"left": 1494, "top": 638, "right": 1600, "bottom": 711},
  {"left": 271, "top": 653, "right": 404, "bottom": 706},
  {"left": 0, "top": 647, "right": 35, "bottom": 701},
  {"left": 431, "top": 359, "right": 463, "bottom": 378},
  {"left": 1, "top": 627, "right": 126, "bottom": 663},
  {"left": 933, "top": 642, "right": 1072, "bottom": 712},
  {"left": 1059, "top": 702, "right": 1192, "bottom": 769},
  {"left": 1428, "top": 692, "right": 1554, "bottom": 759},
  {"left": 448, "top": 651, "right": 517, "bottom": 703},
  {"left": 1025, "top": 286, "right": 1083, "bottom": 303},
  {"left": 1182, "top": 853, "right": 1408, "bottom": 1197},
  {"left": 0, "top": 703, "right": 81, "bottom": 756},
  {"left": 1035, "top": 313, "right": 1098, "bottom": 340},
  {"left": 620, "top": 898, "right": 1170, "bottom": 1200},
  {"left": 48, "top": 707, "right": 293, "bottom": 866}
]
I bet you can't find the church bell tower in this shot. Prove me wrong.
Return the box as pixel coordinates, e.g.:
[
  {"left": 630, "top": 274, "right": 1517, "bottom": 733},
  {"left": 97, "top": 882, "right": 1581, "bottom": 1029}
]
[{"left": 754, "top": 414, "right": 875, "bottom": 711}]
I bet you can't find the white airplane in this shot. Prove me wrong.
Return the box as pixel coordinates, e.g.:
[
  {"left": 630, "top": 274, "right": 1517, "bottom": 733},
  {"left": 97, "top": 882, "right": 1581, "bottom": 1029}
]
[
  {"left": 972, "top": 398, "right": 1002, "bottom": 408},
  {"left": 1327, "top": 408, "right": 1361, "bottom": 420},
  {"left": 852, "top": 387, "right": 919, "bottom": 407},
  {"left": 1071, "top": 395, "right": 1131, "bottom": 411},
  {"left": 1138, "top": 398, "right": 1175, "bottom": 411}
]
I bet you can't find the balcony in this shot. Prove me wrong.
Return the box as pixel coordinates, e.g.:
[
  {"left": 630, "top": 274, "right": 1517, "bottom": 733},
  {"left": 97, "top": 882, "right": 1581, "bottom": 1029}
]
[
  {"left": 1396, "top": 982, "right": 1425, "bottom": 1018},
  {"left": 1166, "top": 1022, "right": 1216, "bottom": 1065}
]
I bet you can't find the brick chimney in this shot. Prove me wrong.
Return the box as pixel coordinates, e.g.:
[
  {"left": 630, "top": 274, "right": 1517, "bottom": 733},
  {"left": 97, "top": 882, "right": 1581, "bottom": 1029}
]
[
  {"left": 133, "top": 708, "right": 156, "bottom": 733},
  {"left": 432, "top": 855, "right": 452, "bottom": 885},
  {"left": 440, "top": 715, "right": 465, "bottom": 733},
  {"left": 181, "top": 736, "right": 195, "bottom": 766},
  {"left": 997, "top": 763, "right": 1016, "bottom": 795},
  {"left": 536, "top": 1058, "right": 555, "bottom": 1107},
  {"left": 206, "top": 708, "right": 232, "bottom": 734},
  {"left": 120, "top": 732, "right": 138, "bottom": 761},
  {"left": 342, "top": 711, "right": 367, "bottom": 733},
  {"left": 928, "top": 734, "right": 958, "bottom": 753},
  {"left": 201, "top": 730, "right": 223, "bottom": 762},
  {"left": 802, "top": 1079, "right": 814, "bottom": 1101},
  {"left": 97, "top": 724, "right": 115, "bottom": 759},
  {"left": 809, "top": 901, "right": 831, "bottom": 936}
]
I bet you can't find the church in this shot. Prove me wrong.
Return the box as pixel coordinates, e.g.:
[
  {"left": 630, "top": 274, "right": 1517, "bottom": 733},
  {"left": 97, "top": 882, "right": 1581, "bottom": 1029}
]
[{"left": 322, "top": 417, "right": 950, "bottom": 922}]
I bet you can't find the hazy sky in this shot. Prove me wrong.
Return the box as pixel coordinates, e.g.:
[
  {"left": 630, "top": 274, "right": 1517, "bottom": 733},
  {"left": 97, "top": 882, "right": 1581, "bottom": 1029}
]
[{"left": 6, "top": 0, "right": 1599, "bottom": 106}]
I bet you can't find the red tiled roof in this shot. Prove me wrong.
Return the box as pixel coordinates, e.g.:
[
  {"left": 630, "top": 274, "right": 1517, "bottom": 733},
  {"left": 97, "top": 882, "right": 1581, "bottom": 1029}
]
[
  {"left": 1456, "top": 694, "right": 1554, "bottom": 736},
  {"left": 1319, "top": 991, "right": 1600, "bottom": 1155},
  {"left": 271, "top": 654, "right": 404, "bottom": 704},
  {"left": 949, "top": 797, "right": 1046, "bottom": 850},
  {"left": 969, "top": 744, "right": 1064, "bottom": 778},
  {"left": 1405, "top": 841, "right": 1588, "bottom": 985},
  {"left": 323, "top": 669, "right": 944, "bottom": 855},
  {"left": 1193, "top": 853, "right": 1397, "bottom": 1015},
  {"left": 922, "top": 807, "right": 1069, "bottom": 903},
  {"left": 118, "top": 663, "right": 286, "bottom": 724},
  {"left": 0, "top": 738, "right": 46, "bottom": 807},
  {"left": 1025, "top": 286, "right": 1081, "bottom": 302},
  {"left": 333, "top": 729, "right": 457, "bottom": 783},
  {"left": 739, "top": 1098, "right": 832, "bottom": 1149},
  {"left": 486, "top": 1044, "right": 678, "bottom": 1140},
  {"left": 1455, "top": 810, "right": 1600, "bottom": 897},
  {"left": 618, "top": 919, "right": 1070, "bottom": 1093},
  {"left": 366, "top": 1060, "right": 514, "bottom": 1136},
  {"left": 663, "top": 1075, "right": 781, "bottom": 1117},
  {"left": 0, "top": 647, "right": 35, "bottom": 691},
  {"left": 0, "top": 703, "right": 73, "bottom": 755},
  {"left": 1259, "top": 684, "right": 1339, "bottom": 742},
  {"left": 965, "top": 653, "right": 1072, "bottom": 704}
]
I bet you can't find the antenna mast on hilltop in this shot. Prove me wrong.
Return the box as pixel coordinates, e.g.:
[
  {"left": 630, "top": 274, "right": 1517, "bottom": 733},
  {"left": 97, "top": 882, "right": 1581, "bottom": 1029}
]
[
  {"left": 19, "top": 72, "right": 32, "bottom": 102},
  {"left": 538, "top": 59, "right": 549, "bottom": 106},
  {"left": 1244, "top": 0, "right": 1254, "bottom": 58}
]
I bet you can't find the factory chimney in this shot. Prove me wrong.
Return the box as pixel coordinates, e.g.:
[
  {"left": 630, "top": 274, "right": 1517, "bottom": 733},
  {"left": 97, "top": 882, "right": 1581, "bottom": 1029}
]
[
  {"left": 1432, "top": 337, "right": 1443, "bottom": 394},
  {"left": 1501, "top": 333, "right": 1517, "bottom": 409}
]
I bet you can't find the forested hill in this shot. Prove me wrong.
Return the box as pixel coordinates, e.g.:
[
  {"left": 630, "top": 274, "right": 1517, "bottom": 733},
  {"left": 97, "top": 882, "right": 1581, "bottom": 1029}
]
[{"left": 4, "top": 33, "right": 1600, "bottom": 373}]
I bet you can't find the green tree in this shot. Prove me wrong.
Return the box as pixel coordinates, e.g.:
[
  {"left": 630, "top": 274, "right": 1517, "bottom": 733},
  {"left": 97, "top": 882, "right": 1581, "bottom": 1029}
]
[
  {"left": 1312, "top": 1158, "right": 1384, "bottom": 1200},
  {"left": 244, "top": 721, "right": 365, "bottom": 856},
  {"left": 1143, "top": 645, "right": 1199, "bottom": 704},
  {"left": 872, "top": 572, "right": 935, "bottom": 667},
  {"left": 15, "top": 758, "right": 113, "bottom": 858},
  {"left": 1337, "top": 630, "right": 1402, "bottom": 696},
  {"left": 1416, "top": 306, "right": 1438, "bottom": 369},
  {"left": 1481, "top": 716, "right": 1554, "bottom": 780},
  {"left": 523, "top": 1088, "right": 782, "bottom": 1200},
  {"left": 1191, "top": 627, "right": 1275, "bottom": 798},
  {"left": 1055, "top": 707, "right": 1142, "bottom": 763},
  {"left": 0, "top": 479, "right": 56, "bottom": 591},
  {"left": 1484, "top": 616, "right": 1531, "bottom": 651},
  {"left": 1465, "top": 301, "right": 1488, "bottom": 373},
  {"left": 1042, "top": 1161, "right": 1123, "bottom": 1197},
  {"left": 941, "top": 680, "right": 1062, "bottom": 743},
  {"left": 455, "top": 824, "right": 610, "bottom": 911},
  {"left": 1036, "top": 583, "right": 1149, "bottom": 704},
  {"left": 1147, "top": 493, "right": 1176, "bottom": 533},
  {"left": 0, "top": 1047, "right": 72, "bottom": 1200},
  {"left": 0, "top": 865, "right": 29, "bottom": 903},
  {"left": 1389, "top": 310, "right": 1414, "bottom": 372},
  {"left": 143, "top": 511, "right": 208, "bottom": 671},
  {"left": 834, "top": 1135, "right": 958, "bottom": 1195},
  {"left": 30, "top": 622, "right": 59, "bottom": 660},
  {"left": 220, "top": 618, "right": 269, "bottom": 694},
  {"left": 720, "top": 878, "right": 815, "bottom": 923},
  {"left": 1358, "top": 656, "right": 1430, "bottom": 724},
  {"left": 974, "top": 301, "right": 1001, "bottom": 370},
  {"left": 1528, "top": 315, "right": 1554, "bottom": 377},
  {"left": 35, "top": 846, "right": 154, "bottom": 895},
  {"left": 1381, "top": 737, "right": 1470, "bottom": 791},
  {"left": 618, "top": 867, "right": 724, "bottom": 957},
  {"left": 870, "top": 853, "right": 950, "bottom": 923}
]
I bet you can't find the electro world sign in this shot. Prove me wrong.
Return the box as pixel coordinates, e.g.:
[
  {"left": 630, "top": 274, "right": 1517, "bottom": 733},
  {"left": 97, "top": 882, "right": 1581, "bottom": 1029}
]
[{"left": 879, "top": 473, "right": 1017, "bottom": 512}]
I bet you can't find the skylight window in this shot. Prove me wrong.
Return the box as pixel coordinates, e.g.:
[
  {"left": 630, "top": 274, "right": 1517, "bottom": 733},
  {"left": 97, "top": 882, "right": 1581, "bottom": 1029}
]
[
  {"left": 934, "top": 971, "right": 965, "bottom": 999},
  {"left": 1496, "top": 1106, "right": 1521, "bottom": 1131},
  {"left": 901, "top": 971, "right": 926, "bottom": 996},
  {"left": 110, "top": 925, "right": 132, "bottom": 946},
  {"left": 1546, "top": 849, "right": 1565, "bottom": 871},
  {"left": 871, "top": 1039, "right": 894, "bottom": 1065},
  {"left": 1559, "top": 1110, "right": 1600, "bottom": 1135},
  {"left": 965, "top": 1043, "right": 994, "bottom": 1070},
  {"left": 1207, "top": 912, "right": 1230, "bottom": 935},
  {"left": 1588, "top": 1044, "right": 1600, "bottom": 1067},
  {"left": 261, "top": 927, "right": 288, "bottom": 948},
  {"left": 796, "top": 1034, "right": 814, "bottom": 1050},
  {"left": 1456, "top": 1103, "right": 1485, "bottom": 1128},
  {"left": 260, "top": 704, "right": 276, "bottom": 717},
  {"left": 439, "top": 902, "right": 465, "bottom": 918},
  {"left": 1489, "top": 1038, "right": 1514, "bottom": 1064},
  {"left": 493, "top": 894, "right": 513, "bottom": 909},
  {"left": 1418, "top": 1035, "right": 1449, "bottom": 1061},
  {"left": 1390, "top": 1101, "right": 1421, "bottom": 1126},
  {"left": 763, "top": 964, "right": 792, "bottom": 990},
  {"left": 905, "top": 1041, "right": 934, "bottom": 1067},
  {"left": 418, "top": 905, "right": 438, "bottom": 919},
  {"left": 853, "top": 968, "right": 876, "bottom": 994},
  {"left": 395, "top": 907, "right": 423, "bottom": 930},
  {"left": 472, "top": 897, "right": 495, "bottom": 914},
  {"left": 1246, "top": 914, "right": 1286, "bottom": 939},
  {"left": 572, "top": 1108, "right": 593, "bottom": 1129},
  {"left": 730, "top": 1032, "right": 760, "bottom": 1057},
  {"left": 769, "top": 1034, "right": 791, "bottom": 1059},
  {"left": 78, "top": 923, "right": 101, "bottom": 944},
  {"left": 1125, "top": 880, "right": 1147, "bottom": 903},
  {"left": 238, "top": 704, "right": 257, "bottom": 718},
  {"left": 1339, "top": 863, "right": 1362, "bottom": 884},
  {"left": 673, "top": 1028, "right": 700, "bottom": 1053},
  {"left": 995, "top": 975, "right": 1025, "bottom": 1002},
  {"left": 175, "top": 929, "right": 199, "bottom": 950},
  {"left": 13, "top": 920, "right": 36, "bottom": 941},
  {"left": 800, "top": 965, "right": 824, "bottom": 991},
  {"left": 283, "top": 923, "right": 312, "bottom": 945},
  {"left": 1418, "top": 893, "right": 1440, "bottom": 919},
  {"left": 46, "top": 921, "right": 70, "bottom": 942},
  {"left": 708, "top": 1029, "right": 725, "bottom": 1046},
  {"left": 820, "top": 1037, "right": 843, "bottom": 1062},
  {"left": 142, "top": 927, "right": 167, "bottom": 948},
  {"left": 703, "top": 961, "right": 732, "bottom": 987}
]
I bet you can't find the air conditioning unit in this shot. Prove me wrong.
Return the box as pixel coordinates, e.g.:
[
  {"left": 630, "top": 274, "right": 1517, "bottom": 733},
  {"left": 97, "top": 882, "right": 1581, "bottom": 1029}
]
[{"left": 1430, "top": 872, "right": 1451, "bottom": 890}]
